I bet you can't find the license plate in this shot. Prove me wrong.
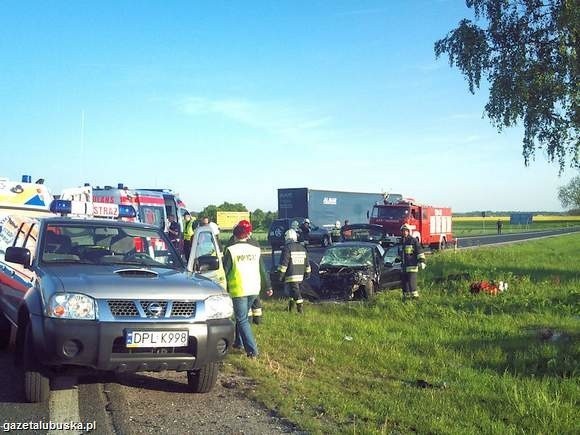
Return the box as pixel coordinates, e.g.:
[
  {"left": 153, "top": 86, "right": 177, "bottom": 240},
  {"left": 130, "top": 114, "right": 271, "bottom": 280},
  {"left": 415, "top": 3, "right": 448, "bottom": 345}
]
[{"left": 125, "top": 330, "right": 189, "bottom": 348}]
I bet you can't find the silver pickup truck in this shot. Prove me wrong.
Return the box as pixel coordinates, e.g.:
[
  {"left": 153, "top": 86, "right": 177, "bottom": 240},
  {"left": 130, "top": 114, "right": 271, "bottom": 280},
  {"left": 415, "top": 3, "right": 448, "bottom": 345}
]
[{"left": 0, "top": 205, "right": 234, "bottom": 402}]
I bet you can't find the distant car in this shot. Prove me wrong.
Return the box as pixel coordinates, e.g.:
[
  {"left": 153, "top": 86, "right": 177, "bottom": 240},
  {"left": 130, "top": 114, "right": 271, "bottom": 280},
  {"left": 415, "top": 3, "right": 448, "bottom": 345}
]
[
  {"left": 340, "top": 223, "right": 399, "bottom": 248},
  {"left": 268, "top": 218, "right": 331, "bottom": 250},
  {"left": 317, "top": 240, "right": 402, "bottom": 300},
  {"left": 0, "top": 201, "right": 234, "bottom": 403}
]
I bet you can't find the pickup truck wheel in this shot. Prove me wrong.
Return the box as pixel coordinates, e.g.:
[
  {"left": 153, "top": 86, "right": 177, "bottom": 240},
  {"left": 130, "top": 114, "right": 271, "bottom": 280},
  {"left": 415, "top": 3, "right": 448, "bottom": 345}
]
[
  {"left": 187, "top": 362, "right": 219, "bottom": 393},
  {"left": 364, "top": 281, "right": 375, "bottom": 300},
  {"left": 23, "top": 324, "right": 50, "bottom": 403}
]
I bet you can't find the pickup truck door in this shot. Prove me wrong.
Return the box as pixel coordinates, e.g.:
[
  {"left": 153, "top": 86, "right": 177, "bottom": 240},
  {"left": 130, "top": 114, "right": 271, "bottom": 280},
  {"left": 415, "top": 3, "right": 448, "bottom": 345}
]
[
  {"left": 186, "top": 228, "right": 226, "bottom": 289},
  {"left": 0, "top": 220, "right": 37, "bottom": 323}
]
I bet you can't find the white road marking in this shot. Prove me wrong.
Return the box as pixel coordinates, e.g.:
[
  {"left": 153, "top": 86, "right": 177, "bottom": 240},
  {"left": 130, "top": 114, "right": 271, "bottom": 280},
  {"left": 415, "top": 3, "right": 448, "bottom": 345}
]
[{"left": 48, "top": 377, "right": 82, "bottom": 435}]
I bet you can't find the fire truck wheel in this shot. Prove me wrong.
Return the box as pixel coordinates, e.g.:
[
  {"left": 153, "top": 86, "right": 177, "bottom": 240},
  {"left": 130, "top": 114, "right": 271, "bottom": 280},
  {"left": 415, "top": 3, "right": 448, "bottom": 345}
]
[{"left": 363, "top": 281, "right": 375, "bottom": 299}]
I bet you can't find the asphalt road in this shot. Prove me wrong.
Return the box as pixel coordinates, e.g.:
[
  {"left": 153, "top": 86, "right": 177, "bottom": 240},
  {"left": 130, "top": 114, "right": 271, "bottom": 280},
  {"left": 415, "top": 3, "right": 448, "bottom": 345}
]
[{"left": 455, "top": 226, "right": 580, "bottom": 248}]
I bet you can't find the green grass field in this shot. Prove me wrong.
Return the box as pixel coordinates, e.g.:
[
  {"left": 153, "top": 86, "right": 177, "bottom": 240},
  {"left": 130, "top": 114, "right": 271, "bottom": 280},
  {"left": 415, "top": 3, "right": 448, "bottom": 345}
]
[{"left": 226, "top": 234, "right": 580, "bottom": 434}]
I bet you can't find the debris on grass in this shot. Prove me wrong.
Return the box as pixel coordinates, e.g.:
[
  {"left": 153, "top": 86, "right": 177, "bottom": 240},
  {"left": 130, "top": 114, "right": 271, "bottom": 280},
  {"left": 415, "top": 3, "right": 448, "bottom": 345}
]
[{"left": 469, "top": 280, "right": 508, "bottom": 295}]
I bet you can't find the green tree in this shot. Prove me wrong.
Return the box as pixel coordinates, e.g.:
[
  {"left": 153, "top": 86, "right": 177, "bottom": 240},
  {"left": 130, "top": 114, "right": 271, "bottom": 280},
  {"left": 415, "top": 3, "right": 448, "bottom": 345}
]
[
  {"left": 435, "top": 0, "right": 579, "bottom": 172},
  {"left": 558, "top": 174, "right": 580, "bottom": 209},
  {"left": 251, "top": 209, "right": 266, "bottom": 230},
  {"left": 217, "top": 202, "right": 248, "bottom": 212},
  {"left": 198, "top": 204, "right": 218, "bottom": 223}
]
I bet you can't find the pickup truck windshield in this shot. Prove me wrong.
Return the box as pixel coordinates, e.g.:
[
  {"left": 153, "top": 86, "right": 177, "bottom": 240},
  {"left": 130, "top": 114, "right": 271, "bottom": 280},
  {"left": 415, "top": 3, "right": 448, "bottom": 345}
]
[{"left": 41, "top": 223, "right": 182, "bottom": 269}]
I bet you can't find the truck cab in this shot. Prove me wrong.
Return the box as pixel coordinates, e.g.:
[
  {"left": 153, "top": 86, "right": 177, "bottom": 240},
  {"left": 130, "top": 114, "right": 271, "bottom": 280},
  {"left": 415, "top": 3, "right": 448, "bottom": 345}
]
[{"left": 370, "top": 196, "right": 453, "bottom": 250}]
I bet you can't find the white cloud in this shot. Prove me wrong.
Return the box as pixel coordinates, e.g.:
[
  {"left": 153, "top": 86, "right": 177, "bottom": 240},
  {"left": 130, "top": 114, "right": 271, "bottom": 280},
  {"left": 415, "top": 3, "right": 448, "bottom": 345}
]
[{"left": 178, "top": 96, "right": 335, "bottom": 147}]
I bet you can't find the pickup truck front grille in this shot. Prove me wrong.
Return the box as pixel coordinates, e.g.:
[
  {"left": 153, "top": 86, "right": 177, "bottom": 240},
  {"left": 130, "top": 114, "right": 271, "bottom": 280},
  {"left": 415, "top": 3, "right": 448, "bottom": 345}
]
[
  {"left": 108, "top": 300, "right": 139, "bottom": 317},
  {"left": 107, "top": 300, "right": 196, "bottom": 319}
]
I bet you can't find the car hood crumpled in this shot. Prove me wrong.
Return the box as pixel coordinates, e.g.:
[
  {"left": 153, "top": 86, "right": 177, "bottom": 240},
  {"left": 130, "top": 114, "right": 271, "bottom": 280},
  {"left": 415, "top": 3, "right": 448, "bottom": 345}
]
[{"left": 44, "top": 265, "right": 224, "bottom": 300}]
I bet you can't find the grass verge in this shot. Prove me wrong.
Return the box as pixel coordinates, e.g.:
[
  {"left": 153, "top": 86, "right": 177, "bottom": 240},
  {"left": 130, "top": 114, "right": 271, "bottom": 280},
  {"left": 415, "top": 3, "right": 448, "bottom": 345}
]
[{"left": 225, "top": 234, "right": 580, "bottom": 434}]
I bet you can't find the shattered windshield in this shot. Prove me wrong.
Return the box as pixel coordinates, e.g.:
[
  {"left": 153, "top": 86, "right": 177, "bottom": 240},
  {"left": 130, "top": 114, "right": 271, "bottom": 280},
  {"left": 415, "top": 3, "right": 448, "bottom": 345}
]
[
  {"left": 320, "top": 246, "right": 375, "bottom": 267},
  {"left": 41, "top": 223, "right": 182, "bottom": 269}
]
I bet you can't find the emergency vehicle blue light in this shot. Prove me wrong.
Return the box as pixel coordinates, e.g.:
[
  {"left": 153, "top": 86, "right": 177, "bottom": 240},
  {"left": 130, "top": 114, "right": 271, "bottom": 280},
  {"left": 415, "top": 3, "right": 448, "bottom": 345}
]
[
  {"left": 118, "top": 205, "right": 137, "bottom": 218},
  {"left": 50, "top": 200, "right": 72, "bottom": 214}
]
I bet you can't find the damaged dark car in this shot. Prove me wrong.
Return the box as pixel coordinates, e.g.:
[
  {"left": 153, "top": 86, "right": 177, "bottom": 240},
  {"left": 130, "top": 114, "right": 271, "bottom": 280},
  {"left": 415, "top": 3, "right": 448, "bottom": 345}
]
[{"left": 317, "top": 241, "right": 402, "bottom": 300}]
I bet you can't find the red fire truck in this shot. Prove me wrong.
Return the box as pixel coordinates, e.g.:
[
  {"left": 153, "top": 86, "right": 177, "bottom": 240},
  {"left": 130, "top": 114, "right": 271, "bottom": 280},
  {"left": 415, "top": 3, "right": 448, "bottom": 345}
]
[{"left": 369, "top": 194, "right": 454, "bottom": 249}]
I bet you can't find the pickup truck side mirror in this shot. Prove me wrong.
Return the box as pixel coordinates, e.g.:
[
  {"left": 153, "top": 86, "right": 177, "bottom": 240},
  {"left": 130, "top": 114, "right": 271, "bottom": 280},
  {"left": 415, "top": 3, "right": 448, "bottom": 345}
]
[
  {"left": 196, "top": 255, "right": 220, "bottom": 272},
  {"left": 5, "top": 246, "right": 31, "bottom": 267}
]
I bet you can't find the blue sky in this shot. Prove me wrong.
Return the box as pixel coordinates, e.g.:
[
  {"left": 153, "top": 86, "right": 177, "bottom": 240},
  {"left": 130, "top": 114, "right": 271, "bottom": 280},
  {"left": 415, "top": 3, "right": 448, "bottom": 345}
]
[{"left": 1, "top": 0, "right": 576, "bottom": 213}]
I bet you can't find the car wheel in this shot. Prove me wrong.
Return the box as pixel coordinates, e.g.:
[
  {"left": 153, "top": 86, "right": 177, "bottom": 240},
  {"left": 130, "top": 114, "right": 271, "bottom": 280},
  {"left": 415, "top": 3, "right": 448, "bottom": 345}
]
[
  {"left": 321, "top": 236, "right": 330, "bottom": 247},
  {"left": 364, "top": 281, "right": 376, "bottom": 300},
  {"left": 187, "top": 362, "right": 219, "bottom": 393},
  {"left": 23, "top": 323, "right": 50, "bottom": 403}
]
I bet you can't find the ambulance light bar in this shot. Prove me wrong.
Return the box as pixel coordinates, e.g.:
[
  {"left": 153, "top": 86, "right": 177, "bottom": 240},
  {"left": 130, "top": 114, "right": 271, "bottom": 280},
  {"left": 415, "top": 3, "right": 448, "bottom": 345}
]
[
  {"left": 50, "top": 200, "right": 137, "bottom": 218},
  {"left": 118, "top": 205, "right": 137, "bottom": 218}
]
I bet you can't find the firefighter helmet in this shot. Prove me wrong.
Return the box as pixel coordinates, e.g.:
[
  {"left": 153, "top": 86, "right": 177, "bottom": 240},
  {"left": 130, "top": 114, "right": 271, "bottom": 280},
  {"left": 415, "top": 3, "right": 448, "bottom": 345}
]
[
  {"left": 237, "top": 219, "right": 252, "bottom": 234},
  {"left": 400, "top": 223, "right": 412, "bottom": 232},
  {"left": 234, "top": 220, "right": 252, "bottom": 238},
  {"left": 284, "top": 228, "right": 298, "bottom": 242},
  {"left": 304, "top": 218, "right": 310, "bottom": 224}
]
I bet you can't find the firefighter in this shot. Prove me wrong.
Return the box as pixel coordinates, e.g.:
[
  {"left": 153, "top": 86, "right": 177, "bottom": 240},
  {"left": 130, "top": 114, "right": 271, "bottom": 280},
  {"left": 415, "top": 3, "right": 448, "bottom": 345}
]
[
  {"left": 223, "top": 220, "right": 272, "bottom": 358},
  {"left": 277, "top": 228, "right": 311, "bottom": 313},
  {"left": 225, "top": 220, "right": 267, "bottom": 326},
  {"left": 299, "top": 218, "right": 311, "bottom": 244},
  {"left": 399, "top": 223, "right": 426, "bottom": 300},
  {"left": 331, "top": 220, "right": 341, "bottom": 242}
]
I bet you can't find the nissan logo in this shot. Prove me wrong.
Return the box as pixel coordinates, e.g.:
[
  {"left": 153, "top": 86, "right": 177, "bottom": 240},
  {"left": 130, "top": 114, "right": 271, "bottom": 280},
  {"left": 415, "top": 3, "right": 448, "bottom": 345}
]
[{"left": 147, "top": 302, "right": 163, "bottom": 317}]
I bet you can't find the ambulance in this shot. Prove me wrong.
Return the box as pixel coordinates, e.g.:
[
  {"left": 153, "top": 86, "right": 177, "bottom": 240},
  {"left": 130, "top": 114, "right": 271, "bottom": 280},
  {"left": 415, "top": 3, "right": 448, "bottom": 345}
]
[
  {"left": 0, "top": 175, "right": 54, "bottom": 217},
  {"left": 60, "top": 184, "right": 188, "bottom": 230}
]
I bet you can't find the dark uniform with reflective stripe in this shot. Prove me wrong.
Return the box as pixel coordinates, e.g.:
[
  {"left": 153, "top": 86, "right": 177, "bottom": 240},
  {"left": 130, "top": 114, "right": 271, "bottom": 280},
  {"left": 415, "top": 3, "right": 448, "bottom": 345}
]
[
  {"left": 400, "top": 235, "right": 426, "bottom": 299},
  {"left": 277, "top": 241, "right": 311, "bottom": 312}
]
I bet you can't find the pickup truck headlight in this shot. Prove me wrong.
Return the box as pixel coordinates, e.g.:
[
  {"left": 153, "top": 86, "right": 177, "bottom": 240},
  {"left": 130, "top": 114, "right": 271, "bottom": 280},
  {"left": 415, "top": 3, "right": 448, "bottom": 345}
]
[
  {"left": 47, "top": 293, "right": 96, "bottom": 320},
  {"left": 205, "top": 294, "right": 234, "bottom": 320}
]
